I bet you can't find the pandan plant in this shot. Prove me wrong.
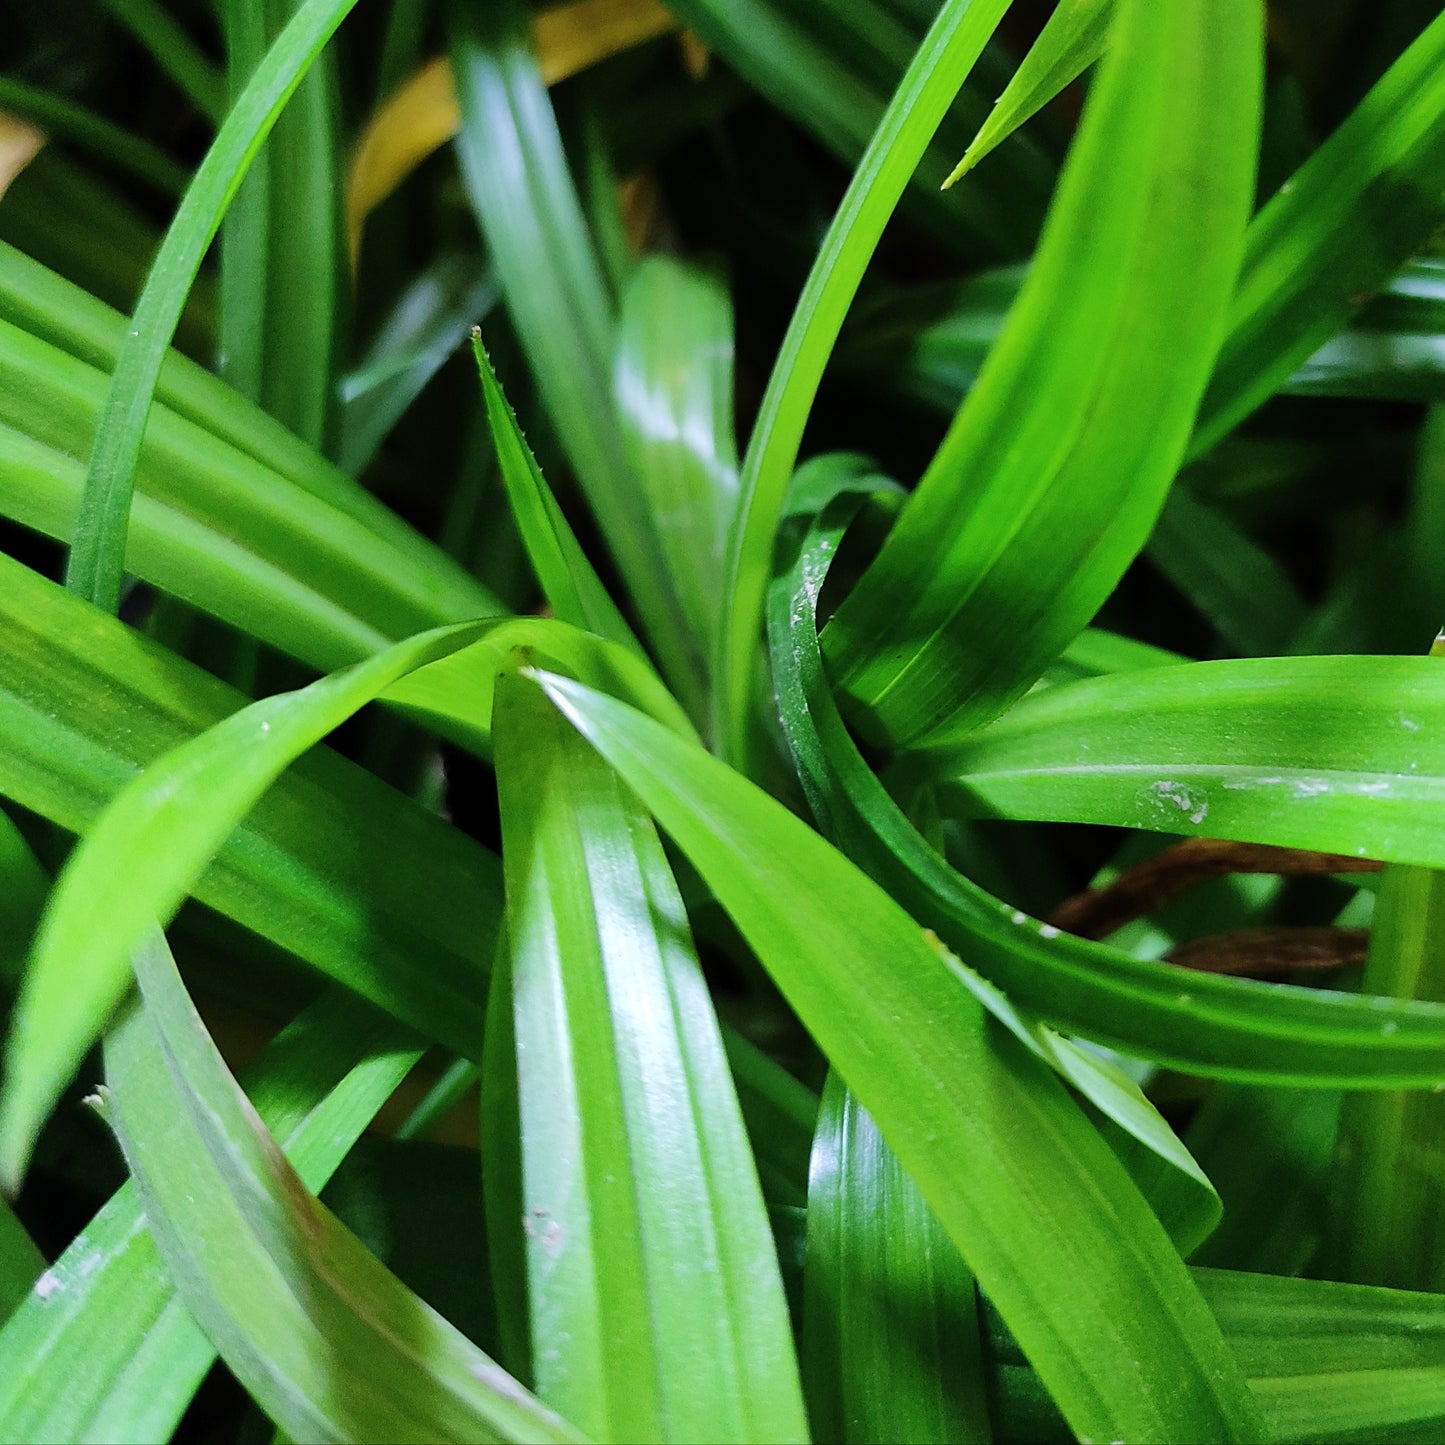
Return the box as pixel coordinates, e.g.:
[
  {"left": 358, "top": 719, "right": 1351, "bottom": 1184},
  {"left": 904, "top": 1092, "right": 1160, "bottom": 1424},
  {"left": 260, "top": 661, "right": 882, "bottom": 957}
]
[{"left": 1, "top": 0, "right": 1445, "bottom": 1440}]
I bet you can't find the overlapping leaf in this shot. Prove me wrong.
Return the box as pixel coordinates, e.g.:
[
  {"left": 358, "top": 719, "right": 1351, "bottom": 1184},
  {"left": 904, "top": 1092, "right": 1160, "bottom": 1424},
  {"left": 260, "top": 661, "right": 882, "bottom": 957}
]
[
  {"left": 105, "top": 931, "right": 584, "bottom": 1444},
  {"left": 803, "top": 1072, "right": 990, "bottom": 1444},
  {"left": 0, "top": 605, "right": 684, "bottom": 1185},
  {"left": 492, "top": 670, "right": 805, "bottom": 1442},
  {"left": 0, "top": 988, "right": 421, "bottom": 1443},
  {"left": 532, "top": 669, "right": 1264, "bottom": 1444},
  {"left": 714, "top": 0, "right": 1014, "bottom": 760},
  {"left": 765, "top": 461, "right": 1445, "bottom": 1086},
  {"left": 822, "top": 0, "right": 1262, "bottom": 750},
  {"left": 69, "top": 0, "right": 364, "bottom": 612}
]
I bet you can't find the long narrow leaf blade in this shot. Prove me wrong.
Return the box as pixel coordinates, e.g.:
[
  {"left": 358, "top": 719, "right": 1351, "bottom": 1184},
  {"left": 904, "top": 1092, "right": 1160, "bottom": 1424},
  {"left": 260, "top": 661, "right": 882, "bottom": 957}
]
[
  {"left": 823, "top": 0, "right": 1262, "bottom": 750},
  {"left": 532, "top": 670, "right": 1264, "bottom": 1445},
  {"left": 0, "top": 621, "right": 488, "bottom": 1187},
  {"left": 67, "top": 0, "right": 361, "bottom": 612},
  {"left": 492, "top": 670, "right": 806, "bottom": 1442},
  {"left": 0, "top": 552, "right": 503, "bottom": 1062},
  {"left": 926, "top": 656, "right": 1445, "bottom": 866},
  {"left": 1193, "top": 9, "right": 1445, "bottom": 456},
  {"left": 803, "top": 1071, "right": 990, "bottom": 1444},
  {"left": 449, "top": 0, "right": 701, "bottom": 712},
  {"left": 943, "top": 0, "right": 1113, "bottom": 186},
  {"left": 472, "top": 333, "right": 641, "bottom": 657},
  {"left": 765, "top": 464, "right": 1445, "bottom": 1089},
  {"left": 0, "top": 988, "right": 421, "bottom": 1444},
  {"left": 614, "top": 256, "right": 739, "bottom": 667},
  {"left": 105, "top": 933, "right": 585, "bottom": 1444},
  {"left": 714, "top": 0, "right": 1012, "bottom": 760}
]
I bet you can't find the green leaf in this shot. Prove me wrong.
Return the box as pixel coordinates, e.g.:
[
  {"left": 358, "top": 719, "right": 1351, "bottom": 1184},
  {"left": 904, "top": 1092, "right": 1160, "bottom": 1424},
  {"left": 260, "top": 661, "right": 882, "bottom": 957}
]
[
  {"left": 0, "top": 988, "right": 421, "bottom": 1444},
  {"left": 614, "top": 256, "right": 739, "bottom": 668},
  {"left": 0, "top": 551, "right": 504, "bottom": 1064},
  {"left": 532, "top": 669, "right": 1264, "bottom": 1444},
  {"left": 803, "top": 1071, "right": 990, "bottom": 1444},
  {"left": 1193, "top": 10, "right": 1445, "bottom": 456},
  {"left": 989, "top": 1268, "right": 1445, "bottom": 1444},
  {"left": 925, "top": 655, "right": 1445, "bottom": 867},
  {"left": 1146, "top": 488, "right": 1309, "bottom": 657},
  {"left": 1329, "top": 868, "right": 1445, "bottom": 1288},
  {"left": 943, "top": 0, "right": 1113, "bottom": 187},
  {"left": 1283, "top": 258, "right": 1445, "bottom": 404},
  {"left": 337, "top": 252, "right": 499, "bottom": 478},
  {"left": 492, "top": 670, "right": 806, "bottom": 1443},
  {"left": 472, "top": 333, "right": 642, "bottom": 658},
  {"left": 1187, "top": 1084, "right": 1340, "bottom": 1276},
  {"left": 0, "top": 807, "right": 47, "bottom": 994},
  {"left": 721, "top": 1027, "right": 819, "bottom": 1210},
  {"left": 822, "top": 0, "right": 1262, "bottom": 750},
  {"left": 0, "top": 415, "right": 455, "bottom": 676},
  {"left": 662, "top": 0, "right": 1051, "bottom": 258},
  {"left": 105, "top": 931, "right": 586, "bottom": 1444},
  {"left": 0, "top": 621, "right": 487, "bottom": 1187},
  {"left": 449, "top": 0, "right": 703, "bottom": 715},
  {"left": 771, "top": 466, "right": 1219, "bottom": 1249},
  {"left": 221, "top": 0, "right": 343, "bottom": 451},
  {"left": 0, "top": 76, "right": 189, "bottom": 195},
  {"left": 95, "top": 0, "right": 227, "bottom": 124},
  {"left": 765, "top": 462, "right": 1445, "bottom": 1087},
  {"left": 67, "top": 0, "right": 361, "bottom": 613},
  {"left": 839, "top": 256, "right": 1445, "bottom": 421},
  {"left": 714, "top": 0, "right": 1014, "bottom": 762},
  {"left": 1196, "top": 1269, "right": 1445, "bottom": 1444},
  {"left": 0, "top": 1198, "right": 43, "bottom": 1327},
  {"left": 0, "top": 309, "right": 498, "bottom": 673},
  {"left": 0, "top": 596, "right": 688, "bottom": 1187},
  {"left": 0, "top": 241, "right": 452, "bottom": 555}
]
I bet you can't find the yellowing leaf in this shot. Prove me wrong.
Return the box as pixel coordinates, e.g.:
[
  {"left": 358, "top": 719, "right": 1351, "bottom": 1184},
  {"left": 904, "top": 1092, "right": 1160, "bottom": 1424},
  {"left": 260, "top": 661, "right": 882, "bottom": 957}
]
[
  {"left": 0, "top": 112, "right": 45, "bottom": 203},
  {"left": 347, "top": 0, "right": 677, "bottom": 263}
]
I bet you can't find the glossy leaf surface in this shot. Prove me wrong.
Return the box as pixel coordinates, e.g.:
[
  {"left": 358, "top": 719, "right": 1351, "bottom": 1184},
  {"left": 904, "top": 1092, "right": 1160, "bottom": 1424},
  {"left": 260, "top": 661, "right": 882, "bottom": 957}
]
[
  {"left": 823, "top": 0, "right": 1262, "bottom": 750},
  {"left": 493, "top": 671, "right": 806, "bottom": 1442},
  {"left": 928, "top": 656, "right": 1445, "bottom": 866},
  {"left": 534, "top": 669, "right": 1264, "bottom": 1445},
  {"left": 106, "top": 932, "right": 584, "bottom": 1444},
  {"left": 0, "top": 989, "right": 421, "bottom": 1444}
]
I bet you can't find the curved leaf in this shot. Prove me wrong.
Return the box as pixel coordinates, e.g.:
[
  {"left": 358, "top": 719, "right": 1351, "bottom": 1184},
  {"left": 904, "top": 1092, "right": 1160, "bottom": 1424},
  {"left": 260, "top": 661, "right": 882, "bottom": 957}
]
[
  {"left": 0, "top": 622, "right": 485, "bottom": 1187},
  {"left": 928, "top": 656, "right": 1445, "bottom": 867},
  {"left": 822, "top": 0, "right": 1262, "bottom": 750},
  {"left": 714, "top": 0, "right": 1013, "bottom": 761},
  {"left": 532, "top": 668, "right": 1264, "bottom": 1445},
  {"left": 765, "top": 460, "right": 1445, "bottom": 1087},
  {"left": 0, "top": 603, "right": 686, "bottom": 1187},
  {"left": 770, "top": 464, "right": 1218, "bottom": 1247},
  {"left": 68, "top": 0, "right": 363, "bottom": 612},
  {"left": 1193, "top": 9, "right": 1445, "bottom": 455},
  {"left": 0, "top": 552, "right": 503, "bottom": 1065},
  {"left": 0, "top": 988, "right": 421, "bottom": 1444},
  {"left": 105, "top": 932, "right": 586, "bottom": 1444}
]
